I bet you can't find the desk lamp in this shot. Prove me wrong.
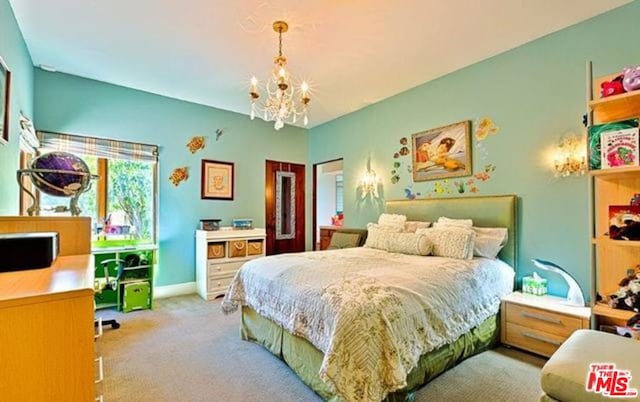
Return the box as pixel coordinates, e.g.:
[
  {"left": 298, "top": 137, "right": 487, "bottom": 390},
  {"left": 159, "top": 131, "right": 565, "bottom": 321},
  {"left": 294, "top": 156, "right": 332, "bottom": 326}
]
[{"left": 531, "top": 258, "right": 585, "bottom": 307}]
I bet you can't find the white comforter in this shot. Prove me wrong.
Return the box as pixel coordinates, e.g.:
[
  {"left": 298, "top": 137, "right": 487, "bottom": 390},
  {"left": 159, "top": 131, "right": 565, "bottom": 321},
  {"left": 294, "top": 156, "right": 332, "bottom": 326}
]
[{"left": 222, "top": 247, "right": 514, "bottom": 402}]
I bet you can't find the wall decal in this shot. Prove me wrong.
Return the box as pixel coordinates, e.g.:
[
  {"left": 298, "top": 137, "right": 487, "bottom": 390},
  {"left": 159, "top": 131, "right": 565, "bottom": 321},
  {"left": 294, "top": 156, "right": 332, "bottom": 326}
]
[
  {"left": 215, "top": 128, "right": 224, "bottom": 141},
  {"left": 187, "top": 136, "right": 206, "bottom": 154},
  {"left": 169, "top": 167, "right": 189, "bottom": 186},
  {"left": 403, "top": 186, "right": 421, "bottom": 200},
  {"left": 475, "top": 116, "right": 499, "bottom": 141}
]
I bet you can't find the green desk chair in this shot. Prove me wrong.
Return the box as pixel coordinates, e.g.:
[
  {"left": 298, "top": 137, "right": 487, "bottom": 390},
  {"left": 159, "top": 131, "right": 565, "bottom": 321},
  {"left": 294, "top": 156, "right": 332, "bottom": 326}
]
[{"left": 95, "top": 258, "right": 125, "bottom": 329}]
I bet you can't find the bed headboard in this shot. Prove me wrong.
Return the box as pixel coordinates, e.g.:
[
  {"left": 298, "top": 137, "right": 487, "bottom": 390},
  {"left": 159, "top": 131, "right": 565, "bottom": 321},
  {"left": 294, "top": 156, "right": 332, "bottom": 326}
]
[{"left": 385, "top": 194, "right": 518, "bottom": 269}]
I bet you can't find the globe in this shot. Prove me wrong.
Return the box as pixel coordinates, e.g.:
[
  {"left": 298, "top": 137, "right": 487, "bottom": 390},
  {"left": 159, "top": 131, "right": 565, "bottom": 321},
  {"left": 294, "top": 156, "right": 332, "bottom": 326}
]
[
  {"left": 29, "top": 151, "right": 92, "bottom": 197},
  {"left": 18, "top": 151, "right": 96, "bottom": 216}
]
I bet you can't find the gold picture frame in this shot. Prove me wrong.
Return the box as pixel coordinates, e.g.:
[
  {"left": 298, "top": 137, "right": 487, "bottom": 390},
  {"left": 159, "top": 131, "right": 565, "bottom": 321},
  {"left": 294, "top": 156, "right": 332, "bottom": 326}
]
[
  {"left": 201, "top": 159, "right": 234, "bottom": 200},
  {"left": 411, "top": 120, "right": 472, "bottom": 182}
]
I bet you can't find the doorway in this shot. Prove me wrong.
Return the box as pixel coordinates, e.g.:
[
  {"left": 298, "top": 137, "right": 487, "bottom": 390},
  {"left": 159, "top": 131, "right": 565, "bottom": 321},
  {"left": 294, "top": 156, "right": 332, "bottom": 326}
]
[
  {"left": 312, "top": 158, "right": 344, "bottom": 250},
  {"left": 265, "top": 160, "right": 306, "bottom": 255}
]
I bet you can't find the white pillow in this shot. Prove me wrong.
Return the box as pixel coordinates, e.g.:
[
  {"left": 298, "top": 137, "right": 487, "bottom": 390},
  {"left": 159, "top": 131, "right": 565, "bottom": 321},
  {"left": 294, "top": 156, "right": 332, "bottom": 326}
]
[
  {"left": 434, "top": 217, "right": 473, "bottom": 228},
  {"left": 416, "top": 227, "right": 475, "bottom": 259},
  {"left": 365, "top": 223, "right": 403, "bottom": 250},
  {"left": 403, "top": 221, "right": 432, "bottom": 233},
  {"left": 384, "top": 232, "right": 432, "bottom": 256},
  {"left": 473, "top": 227, "right": 508, "bottom": 259},
  {"left": 377, "top": 213, "right": 407, "bottom": 231}
]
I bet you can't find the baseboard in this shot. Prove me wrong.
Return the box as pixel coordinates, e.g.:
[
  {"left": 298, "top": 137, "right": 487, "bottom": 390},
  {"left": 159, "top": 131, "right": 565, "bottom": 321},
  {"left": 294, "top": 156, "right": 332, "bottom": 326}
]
[{"left": 154, "top": 281, "right": 197, "bottom": 299}]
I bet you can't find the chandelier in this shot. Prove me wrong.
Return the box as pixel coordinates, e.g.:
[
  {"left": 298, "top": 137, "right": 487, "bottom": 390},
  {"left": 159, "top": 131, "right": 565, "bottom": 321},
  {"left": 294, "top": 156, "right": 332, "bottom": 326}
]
[{"left": 249, "top": 21, "right": 311, "bottom": 130}]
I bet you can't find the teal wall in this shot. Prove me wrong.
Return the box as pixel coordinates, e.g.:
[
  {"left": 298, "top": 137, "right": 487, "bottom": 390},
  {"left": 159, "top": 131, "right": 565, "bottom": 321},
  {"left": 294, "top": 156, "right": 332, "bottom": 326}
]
[
  {"left": 34, "top": 70, "right": 307, "bottom": 286},
  {"left": 0, "top": 0, "right": 34, "bottom": 215},
  {"left": 309, "top": 1, "right": 640, "bottom": 299}
]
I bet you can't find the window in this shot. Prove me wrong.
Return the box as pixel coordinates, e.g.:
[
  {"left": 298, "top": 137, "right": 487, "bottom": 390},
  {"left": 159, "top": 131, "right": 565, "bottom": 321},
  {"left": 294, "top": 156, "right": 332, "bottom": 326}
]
[
  {"left": 335, "top": 174, "right": 344, "bottom": 214},
  {"left": 22, "top": 131, "right": 158, "bottom": 245}
]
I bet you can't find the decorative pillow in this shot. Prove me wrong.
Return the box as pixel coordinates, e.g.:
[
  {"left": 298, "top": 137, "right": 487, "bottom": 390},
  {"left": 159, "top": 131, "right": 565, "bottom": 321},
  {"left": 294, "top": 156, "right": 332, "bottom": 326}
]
[
  {"left": 416, "top": 227, "right": 475, "bottom": 259},
  {"left": 328, "top": 232, "right": 363, "bottom": 250},
  {"left": 403, "top": 220, "right": 432, "bottom": 233},
  {"left": 473, "top": 227, "right": 508, "bottom": 259},
  {"left": 365, "top": 223, "right": 403, "bottom": 250},
  {"left": 384, "top": 232, "right": 432, "bottom": 256},
  {"left": 434, "top": 217, "right": 473, "bottom": 228},
  {"left": 377, "top": 213, "right": 407, "bottom": 231}
]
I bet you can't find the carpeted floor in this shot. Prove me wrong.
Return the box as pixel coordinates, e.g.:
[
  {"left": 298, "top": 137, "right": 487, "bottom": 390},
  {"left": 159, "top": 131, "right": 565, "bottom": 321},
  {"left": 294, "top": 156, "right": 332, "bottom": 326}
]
[{"left": 97, "top": 295, "right": 546, "bottom": 402}]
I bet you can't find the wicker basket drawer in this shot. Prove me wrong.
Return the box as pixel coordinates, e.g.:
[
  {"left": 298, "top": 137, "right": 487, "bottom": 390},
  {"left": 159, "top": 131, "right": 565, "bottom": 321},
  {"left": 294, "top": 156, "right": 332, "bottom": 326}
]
[
  {"left": 207, "top": 242, "right": 226, "bottom": 259},
  {"left": 229, "top": 240, "right": 247, "bottom": 258},
  {"left": 247, "top": 240, "right": 264, "bottom": 256}
]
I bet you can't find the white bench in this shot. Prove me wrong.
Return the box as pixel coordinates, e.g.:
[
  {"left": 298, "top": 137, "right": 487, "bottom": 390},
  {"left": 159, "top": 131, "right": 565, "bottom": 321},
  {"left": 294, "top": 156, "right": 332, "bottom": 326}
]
[{"left": 540, "top": 329, "right": 640, "bottom": 401}]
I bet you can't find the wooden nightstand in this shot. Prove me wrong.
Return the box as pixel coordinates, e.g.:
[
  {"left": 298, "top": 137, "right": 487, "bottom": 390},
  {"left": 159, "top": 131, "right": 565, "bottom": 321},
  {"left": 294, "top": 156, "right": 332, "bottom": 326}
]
[{"left": 501, "top": 292, "right": 591, "bottom": 357}]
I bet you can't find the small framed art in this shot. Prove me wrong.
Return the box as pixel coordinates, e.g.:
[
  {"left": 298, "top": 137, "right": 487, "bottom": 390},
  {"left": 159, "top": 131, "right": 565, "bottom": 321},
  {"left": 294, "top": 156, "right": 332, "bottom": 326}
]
[
  {"left": 412, "top": 120, "right": 472, "bottom": 182},
  {"left": 201, "top": 159, "right": 234, "bottom": 200},
  {"left": 0, "top": 56, "right": 11, "bottom": 145}
]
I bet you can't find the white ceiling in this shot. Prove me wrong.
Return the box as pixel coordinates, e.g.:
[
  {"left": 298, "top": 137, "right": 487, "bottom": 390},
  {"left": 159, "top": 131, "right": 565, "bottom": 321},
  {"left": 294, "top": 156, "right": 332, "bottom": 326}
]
[{"left": 9, "top": 0, "right": 630, "bottom": 128}]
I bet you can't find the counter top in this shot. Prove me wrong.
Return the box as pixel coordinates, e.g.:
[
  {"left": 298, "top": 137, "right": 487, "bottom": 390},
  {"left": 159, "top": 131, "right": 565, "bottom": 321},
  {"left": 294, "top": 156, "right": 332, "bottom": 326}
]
[{"left": 0, "top": 254, "right": 94, "bottom": 307}]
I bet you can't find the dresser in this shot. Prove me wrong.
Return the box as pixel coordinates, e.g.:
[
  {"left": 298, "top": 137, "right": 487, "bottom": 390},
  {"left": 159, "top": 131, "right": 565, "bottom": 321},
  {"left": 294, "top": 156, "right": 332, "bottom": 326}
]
[
  {"left": 0, "top": 216, "right": 98, "bottom": 401},
  {"left": 195, "top": 228, "right": 266, "bottom": 300},
  {"left": 501, "top": 292, "right": 591, "bottom": 357}
]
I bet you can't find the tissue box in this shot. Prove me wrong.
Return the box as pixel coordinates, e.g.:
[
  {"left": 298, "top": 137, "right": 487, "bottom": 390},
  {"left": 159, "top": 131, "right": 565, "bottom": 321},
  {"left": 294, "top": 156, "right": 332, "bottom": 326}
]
[{"left": 522, "top": 276, "right": 548, "bottom": 296}]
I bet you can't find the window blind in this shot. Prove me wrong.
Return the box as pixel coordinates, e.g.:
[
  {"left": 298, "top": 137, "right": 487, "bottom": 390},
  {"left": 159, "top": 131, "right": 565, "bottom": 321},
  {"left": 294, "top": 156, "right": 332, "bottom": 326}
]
[{"left": 37, "top": 131, "right": 158, "bottom": 162}]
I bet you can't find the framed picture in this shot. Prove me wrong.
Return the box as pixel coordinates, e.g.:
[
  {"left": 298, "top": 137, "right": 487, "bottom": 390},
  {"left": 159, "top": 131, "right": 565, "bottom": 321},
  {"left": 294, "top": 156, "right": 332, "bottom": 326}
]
[
  {"left": 411, "top": 120, "right": 472, "bottom": 182},
  {"left": 0, "top": 56, "right": 11, "bottom": 145},
  {"left": 201, "top": 159, "right": 234, "bottom": 200}
]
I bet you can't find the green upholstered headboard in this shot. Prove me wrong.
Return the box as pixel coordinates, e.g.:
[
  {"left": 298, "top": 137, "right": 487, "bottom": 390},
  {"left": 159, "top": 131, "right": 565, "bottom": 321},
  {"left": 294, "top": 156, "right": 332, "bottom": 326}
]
[{"left": 385, "top": 194, "right": 518, "bottom": 269}]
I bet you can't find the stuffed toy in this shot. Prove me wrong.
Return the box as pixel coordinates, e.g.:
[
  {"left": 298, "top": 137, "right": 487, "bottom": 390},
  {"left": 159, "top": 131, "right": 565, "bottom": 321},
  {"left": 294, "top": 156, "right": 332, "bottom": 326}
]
[
  {"left": 608, "top": 267, "right": 640, "bottom": 312},
  {"left": 623, "top": 66, "right": 640, "bottom": 92},
  {"left": 600, "top": 74, "right": 625, "bottom": 97}
]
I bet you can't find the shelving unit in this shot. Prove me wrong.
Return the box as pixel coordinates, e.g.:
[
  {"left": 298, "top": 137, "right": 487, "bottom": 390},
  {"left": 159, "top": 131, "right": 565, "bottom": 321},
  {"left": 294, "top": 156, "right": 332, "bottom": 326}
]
[
  {"left": 93, "top": 244, "right": 156, "bottom": 312},
  {"left": 587, "top": 62, "right": 640, "bottom": 328}
]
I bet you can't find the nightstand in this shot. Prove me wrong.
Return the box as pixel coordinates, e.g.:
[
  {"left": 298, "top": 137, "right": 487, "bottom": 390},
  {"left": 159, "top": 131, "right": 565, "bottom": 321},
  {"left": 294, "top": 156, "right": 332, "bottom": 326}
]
[{"left": 501, "top": 292, "right": 591, "bottom": 357}]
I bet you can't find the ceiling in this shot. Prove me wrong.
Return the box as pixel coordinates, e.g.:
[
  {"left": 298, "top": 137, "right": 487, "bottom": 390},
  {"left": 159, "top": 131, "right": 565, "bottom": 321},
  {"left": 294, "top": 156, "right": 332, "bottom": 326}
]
[{"left": 9, "top": 0, "right": 631, "bottom": 128}]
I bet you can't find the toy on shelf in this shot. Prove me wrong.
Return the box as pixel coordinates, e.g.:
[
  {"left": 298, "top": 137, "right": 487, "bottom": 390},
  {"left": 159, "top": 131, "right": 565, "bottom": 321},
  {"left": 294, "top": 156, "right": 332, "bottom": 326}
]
[
  {"left": 622, "top": 66, "right": 640, "bottom": 92},
  {"left": 606, "top": 266, "right": 640, "bottom": 313},
  {"left": 601, "top": 74, "right": 626, "bottom": 98}
]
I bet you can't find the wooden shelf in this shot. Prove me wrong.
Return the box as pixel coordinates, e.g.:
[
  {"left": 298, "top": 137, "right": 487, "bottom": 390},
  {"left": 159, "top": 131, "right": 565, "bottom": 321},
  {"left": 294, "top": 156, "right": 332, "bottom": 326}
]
[
  {"left": 592, "top": 303, "right": 636, "bottom": 321},
  {"left": 589, "top": 89, "right": 640, "bottom": 123},
  {"left": 592, "top": 237, "right": 640, "bottom": 247},
  {"left": 589, "top": 166, "right": 640, "bottom": 179}
]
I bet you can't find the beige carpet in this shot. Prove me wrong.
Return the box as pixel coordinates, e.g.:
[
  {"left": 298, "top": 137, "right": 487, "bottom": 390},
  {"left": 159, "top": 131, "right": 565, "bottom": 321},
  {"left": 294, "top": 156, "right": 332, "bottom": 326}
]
[{"left": 97, "top": 295, "right": 545, "bottom": 402}]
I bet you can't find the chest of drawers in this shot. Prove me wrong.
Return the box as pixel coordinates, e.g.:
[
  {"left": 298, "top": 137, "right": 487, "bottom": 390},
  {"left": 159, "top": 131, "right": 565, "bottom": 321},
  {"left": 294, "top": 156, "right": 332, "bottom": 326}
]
[
  {"left": 501, "top": 292, "right": 591, "bottom": 357},
  {"left": 195, "top": 229, "right": 266, "bottom": 300}
]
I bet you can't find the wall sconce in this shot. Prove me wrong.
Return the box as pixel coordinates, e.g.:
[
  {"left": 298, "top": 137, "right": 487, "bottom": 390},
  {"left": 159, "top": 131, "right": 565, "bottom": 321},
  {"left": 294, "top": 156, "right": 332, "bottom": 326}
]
[
  {"left": 360, "top": 169, "right": 379, "bottom": 198},
  {"left": 554, "top": 134, "right": 586, "bottom": 177}
]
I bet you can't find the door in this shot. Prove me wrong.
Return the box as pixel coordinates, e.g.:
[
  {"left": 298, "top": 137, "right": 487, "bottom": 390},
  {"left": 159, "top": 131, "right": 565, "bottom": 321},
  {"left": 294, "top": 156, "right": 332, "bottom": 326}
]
[{"left": 265, "top": 160, "right": 306, "bottom": 255}]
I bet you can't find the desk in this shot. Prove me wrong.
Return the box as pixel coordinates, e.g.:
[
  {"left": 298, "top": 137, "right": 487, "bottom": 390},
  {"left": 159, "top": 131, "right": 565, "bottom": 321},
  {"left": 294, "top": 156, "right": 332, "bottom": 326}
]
[{"left": 0, "top": 255, "right": 96, "bottom": 401}]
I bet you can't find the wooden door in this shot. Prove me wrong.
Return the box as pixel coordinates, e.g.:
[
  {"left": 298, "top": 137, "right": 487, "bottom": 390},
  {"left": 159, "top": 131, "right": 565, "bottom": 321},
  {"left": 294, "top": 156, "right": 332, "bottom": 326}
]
[{"left": 265, "top": 160, "right": 305, "bottom": 255}]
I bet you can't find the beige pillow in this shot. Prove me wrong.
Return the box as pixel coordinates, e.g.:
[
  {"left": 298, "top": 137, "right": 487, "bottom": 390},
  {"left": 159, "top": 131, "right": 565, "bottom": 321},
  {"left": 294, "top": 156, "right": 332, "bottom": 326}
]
[
  {"left": 365, "top": 223, "right": 403, "bottom": 250},
  {"left": 434, "top": 217, "right": 473, "bottom": 228},
  {"left": 473, "top": 227, "right": 508, "bottom": 259},
  {"left": 377, "top": 213, "right": 407, "bottom": 231},
  {"left": 416, "top": 227, "right": 475, "bottom": 259},
  {"left": 403, "top": 221, "right": 432, "bottom": 233},
  {"left": 384, "top": 232, "right": 432, "bottom": 256}
]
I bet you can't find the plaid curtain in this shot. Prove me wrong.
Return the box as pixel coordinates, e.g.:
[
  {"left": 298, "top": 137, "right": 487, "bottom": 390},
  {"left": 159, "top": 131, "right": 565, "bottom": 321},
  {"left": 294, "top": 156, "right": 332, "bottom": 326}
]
[{"left": 36, "top": 131, "right": 158, "bottom": 162}]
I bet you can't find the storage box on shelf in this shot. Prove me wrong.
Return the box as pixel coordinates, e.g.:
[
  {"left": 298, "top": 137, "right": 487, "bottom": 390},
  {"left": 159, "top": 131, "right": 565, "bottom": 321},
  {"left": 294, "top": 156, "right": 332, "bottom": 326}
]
[
  {"left": 587, "top": 62, "right": 640, "bottom": 329},
  {"left": 501, "top": 292, "right": 591, "bottom": 357},
  {"left": 93, "top": 244, "right": 155, "bottom": 312},
  {"left": 195, "top": 228, "right": 266, "bottom": 300}
]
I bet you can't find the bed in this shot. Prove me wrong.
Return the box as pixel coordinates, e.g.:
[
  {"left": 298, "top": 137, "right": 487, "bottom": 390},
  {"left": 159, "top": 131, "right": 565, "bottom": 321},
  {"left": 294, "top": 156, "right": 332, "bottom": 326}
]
[{"left": 222, "top": 195, "right": 517, "bottom": 402}]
